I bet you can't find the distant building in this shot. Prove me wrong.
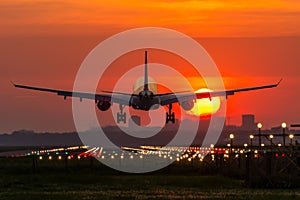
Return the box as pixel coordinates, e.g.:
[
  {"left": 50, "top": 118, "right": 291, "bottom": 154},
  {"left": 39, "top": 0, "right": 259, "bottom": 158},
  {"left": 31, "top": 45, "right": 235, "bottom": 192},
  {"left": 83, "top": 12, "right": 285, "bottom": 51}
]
[
  {"left": 241, "top": 114, "right": 256, "bottom": 130},
  {"left": 271, "top": 126, "right": 289, "bottom": 133}
]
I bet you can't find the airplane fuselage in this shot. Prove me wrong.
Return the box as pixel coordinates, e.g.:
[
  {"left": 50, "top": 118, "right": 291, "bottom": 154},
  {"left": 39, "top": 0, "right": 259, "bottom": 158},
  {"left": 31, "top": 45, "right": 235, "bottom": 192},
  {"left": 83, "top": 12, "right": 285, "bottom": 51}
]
[{"left": 130, "top": 90, "right": 160, "bottom": 111}]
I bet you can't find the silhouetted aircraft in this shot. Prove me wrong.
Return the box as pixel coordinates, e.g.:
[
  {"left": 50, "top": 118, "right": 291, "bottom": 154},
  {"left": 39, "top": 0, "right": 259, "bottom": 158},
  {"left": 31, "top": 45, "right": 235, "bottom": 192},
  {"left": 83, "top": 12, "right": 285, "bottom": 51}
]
[{"left": 13, "top": 51, "right": 281, "bottom": 124}]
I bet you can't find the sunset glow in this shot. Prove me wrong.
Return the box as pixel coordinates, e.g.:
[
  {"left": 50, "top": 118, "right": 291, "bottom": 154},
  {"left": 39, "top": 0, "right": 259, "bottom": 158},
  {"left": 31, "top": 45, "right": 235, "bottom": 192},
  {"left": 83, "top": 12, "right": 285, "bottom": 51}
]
[
  {"left": 1, "top": 0, "right": 300, "bottom": 37},
  {"left": 188, "top": 88, "right": 221, "bottom": 117},
  {"left": 0, "top": 0, "right": 299, "bottom": 133}
]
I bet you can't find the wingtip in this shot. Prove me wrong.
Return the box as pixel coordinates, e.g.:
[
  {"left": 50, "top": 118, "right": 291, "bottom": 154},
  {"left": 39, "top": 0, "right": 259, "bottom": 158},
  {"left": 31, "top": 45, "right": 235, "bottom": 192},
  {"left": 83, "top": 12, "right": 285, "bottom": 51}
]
[
  {"left": 277, "top": 78, "right": 283, "bottom": 86},
  {"left": 10, "top": 81, "right": 16, "bottom": 87}
]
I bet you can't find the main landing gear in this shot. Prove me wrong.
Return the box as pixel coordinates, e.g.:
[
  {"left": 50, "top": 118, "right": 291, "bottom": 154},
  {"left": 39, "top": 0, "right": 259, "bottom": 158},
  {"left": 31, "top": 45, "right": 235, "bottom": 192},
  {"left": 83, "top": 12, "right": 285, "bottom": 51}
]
[
  {"left": 117, "top": 104, "right": 126, "bottom": 123},
  {"left": 166, "top": 104, "right": 175, "bottom": 124}
]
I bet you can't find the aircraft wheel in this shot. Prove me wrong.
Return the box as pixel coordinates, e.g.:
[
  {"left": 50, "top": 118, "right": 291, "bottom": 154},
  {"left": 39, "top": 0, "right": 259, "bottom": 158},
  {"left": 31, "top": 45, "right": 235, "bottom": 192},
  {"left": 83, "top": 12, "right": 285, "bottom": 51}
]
[
  {"left": 166, "top": 112, "right": 170, "bottom": 124},
  {"left": 123, "top": 112, "right": 127, "bottom": 123},
  {"left": 117, "top": 113, "right": 120, "bottom": 123},
  {"left": 171, "top": 112, "right": 175, "bottom": 123}
]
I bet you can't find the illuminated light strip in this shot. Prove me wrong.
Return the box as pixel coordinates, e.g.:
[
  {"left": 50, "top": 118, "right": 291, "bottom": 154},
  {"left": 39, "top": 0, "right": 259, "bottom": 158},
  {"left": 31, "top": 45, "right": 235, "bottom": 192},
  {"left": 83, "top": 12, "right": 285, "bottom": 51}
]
[
  {"left": 67, "top": 146, "right": 80, "bottom": 150},
  {"left": 96, "top": 147, "right": 103, "bottom": 157},
  {"left": 90, "top": 147, "right": 100, "bottom": 156},
  {"left": 85, "top": 147, "right": 97, "bottom": 154}
]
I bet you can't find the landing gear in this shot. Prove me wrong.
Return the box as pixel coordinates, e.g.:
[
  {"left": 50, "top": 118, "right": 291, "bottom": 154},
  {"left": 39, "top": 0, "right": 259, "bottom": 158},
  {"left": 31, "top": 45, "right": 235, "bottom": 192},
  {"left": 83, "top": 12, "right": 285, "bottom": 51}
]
[
  {"left": 117, "top": 104, "right": 126, "bottom": 123},
  {"left": 166, "top": 104, "right": 175, "bottom": 124}
]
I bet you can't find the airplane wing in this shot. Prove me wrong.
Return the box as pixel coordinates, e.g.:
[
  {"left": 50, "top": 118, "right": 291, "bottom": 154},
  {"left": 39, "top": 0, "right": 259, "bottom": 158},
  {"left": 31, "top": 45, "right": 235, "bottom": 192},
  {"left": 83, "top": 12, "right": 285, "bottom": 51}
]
[
  {"left": 13, "top": 79, "right": 281, "bottom": 107},
  {"left": 12, "top": 82, "right": 131, "bottom": 105},
  {"left": 159, "top": 80, "right": 282, "bottom": 106}
]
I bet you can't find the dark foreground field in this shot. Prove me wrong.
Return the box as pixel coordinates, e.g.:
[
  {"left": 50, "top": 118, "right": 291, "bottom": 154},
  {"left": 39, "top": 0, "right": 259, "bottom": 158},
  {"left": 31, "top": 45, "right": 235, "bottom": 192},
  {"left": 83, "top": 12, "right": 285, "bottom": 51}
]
[
  {"left": 0, "top": 157, "right": 299, "bottom": 200},
  {"left": 0, "top": 172, "right": 299, "bottom": 200}
]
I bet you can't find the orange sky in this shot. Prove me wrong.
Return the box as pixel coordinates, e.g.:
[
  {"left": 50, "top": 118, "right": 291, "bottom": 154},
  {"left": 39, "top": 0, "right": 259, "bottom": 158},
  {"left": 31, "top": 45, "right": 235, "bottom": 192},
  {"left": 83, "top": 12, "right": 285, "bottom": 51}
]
[
  {"left": 0, "top": 0, "right": 300, "bottom": 133},
  {"left": 1, "top": 0, "right": 300, "bottom": 37}
]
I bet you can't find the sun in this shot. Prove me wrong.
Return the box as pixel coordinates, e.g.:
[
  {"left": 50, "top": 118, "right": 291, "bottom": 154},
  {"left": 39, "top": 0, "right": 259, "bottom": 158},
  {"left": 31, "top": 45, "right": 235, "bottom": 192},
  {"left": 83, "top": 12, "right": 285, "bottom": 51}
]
[{"left": 187, "top": 88, "right": 221, "bottom": 116}]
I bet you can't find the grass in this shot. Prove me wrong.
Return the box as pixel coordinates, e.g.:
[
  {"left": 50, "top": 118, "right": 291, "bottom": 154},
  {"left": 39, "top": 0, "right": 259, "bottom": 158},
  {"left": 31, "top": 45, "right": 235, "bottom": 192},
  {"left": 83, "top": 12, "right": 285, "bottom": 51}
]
[
  {"left": 0, "top": 157, "right": 299, "bottom": 199},
  {"left": 0, "top": 170, "right": 299, "bottom": 200}
]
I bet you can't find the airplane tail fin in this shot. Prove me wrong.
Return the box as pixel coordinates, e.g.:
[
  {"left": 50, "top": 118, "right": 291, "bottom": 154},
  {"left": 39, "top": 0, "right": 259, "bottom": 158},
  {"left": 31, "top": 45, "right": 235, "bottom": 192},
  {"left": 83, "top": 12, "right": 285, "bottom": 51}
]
[{"left": 144, "top": 51, "right": 149, "bottom": 92}]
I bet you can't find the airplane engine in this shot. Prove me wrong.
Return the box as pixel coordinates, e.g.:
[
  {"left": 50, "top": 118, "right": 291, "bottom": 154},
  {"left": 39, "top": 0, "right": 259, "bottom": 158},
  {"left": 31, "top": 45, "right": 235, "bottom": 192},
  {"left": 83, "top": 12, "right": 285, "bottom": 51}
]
[
  {"left": 97, "top": 101, "right": 111, "bottom": 111},
  {"left": 181, "top": 101, "right": 194, "bottom": 111}
]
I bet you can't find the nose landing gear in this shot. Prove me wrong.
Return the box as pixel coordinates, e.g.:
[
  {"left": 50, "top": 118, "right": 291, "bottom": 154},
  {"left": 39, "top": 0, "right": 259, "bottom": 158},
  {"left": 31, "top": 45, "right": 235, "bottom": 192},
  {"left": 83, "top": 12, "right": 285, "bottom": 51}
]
[{"left": 117, "top": 104, "right": 126, "bottom": 123}]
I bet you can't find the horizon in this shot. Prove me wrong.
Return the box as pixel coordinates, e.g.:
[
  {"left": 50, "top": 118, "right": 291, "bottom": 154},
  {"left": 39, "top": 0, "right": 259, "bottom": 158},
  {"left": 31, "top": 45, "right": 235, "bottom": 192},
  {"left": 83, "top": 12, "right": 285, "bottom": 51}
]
[{"left": 2, "top": 113, "right": 300, "bottom": 135}]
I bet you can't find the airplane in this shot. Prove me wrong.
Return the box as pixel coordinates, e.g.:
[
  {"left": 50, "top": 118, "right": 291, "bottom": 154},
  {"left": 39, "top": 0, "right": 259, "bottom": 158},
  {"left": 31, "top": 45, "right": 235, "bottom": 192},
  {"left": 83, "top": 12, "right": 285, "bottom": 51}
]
[{"left": 13, "top": 51, "right": 281, "bottom": 124}]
